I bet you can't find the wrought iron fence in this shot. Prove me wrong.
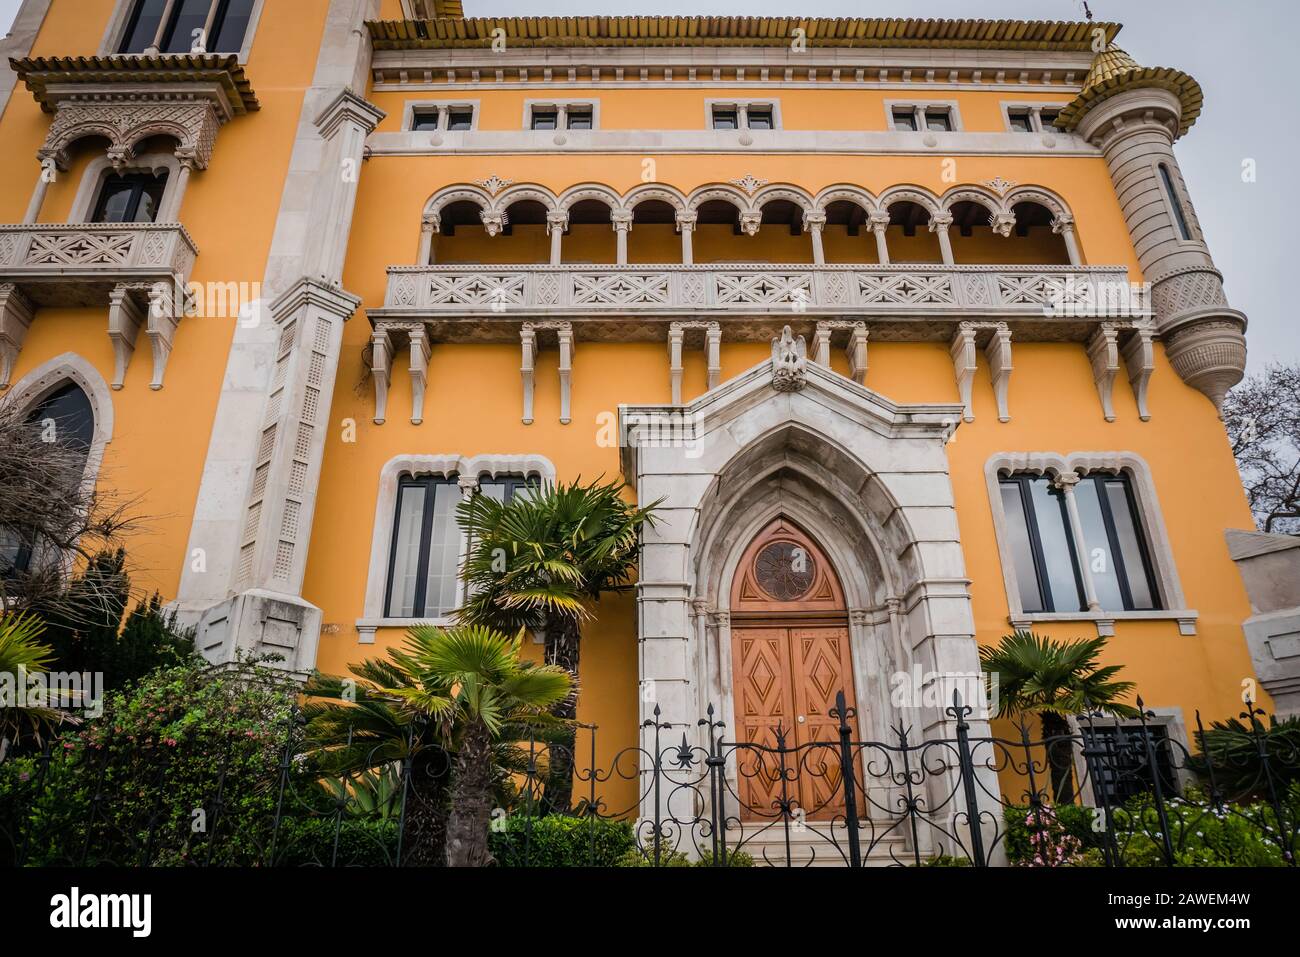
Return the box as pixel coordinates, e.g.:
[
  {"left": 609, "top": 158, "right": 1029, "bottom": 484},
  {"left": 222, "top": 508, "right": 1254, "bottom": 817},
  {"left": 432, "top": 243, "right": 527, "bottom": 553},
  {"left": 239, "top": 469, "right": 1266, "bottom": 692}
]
[{"left": 3, "top": 691, "right": 1297, "bottom": 867}]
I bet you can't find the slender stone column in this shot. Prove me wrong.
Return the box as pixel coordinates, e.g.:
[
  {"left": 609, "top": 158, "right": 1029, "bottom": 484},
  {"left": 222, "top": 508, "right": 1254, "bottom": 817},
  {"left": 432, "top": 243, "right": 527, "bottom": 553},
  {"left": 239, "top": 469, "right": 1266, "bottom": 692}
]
[
  {"left": 1052, "top": 215, "right": 1082, "bottom": 266},
  {"left": 23, "top": 159, "right": 58, "bottom": 224},
  {"left": 869, "top": 210, "right": 891, "bottom": 264},
  {"left": 547, "top": 211, "right": 567, "bottom": 265},
  {"left": 676, "top": 211, "right": 696, "bottom": 264},
  {"left": 612, "top": 211, "right": 632, "bottom": 265},
  {"left": 805, "top": 212, "right": 826, "bottom": 265},
  {"left": 929, "top": 211, "right": 955, "bottom": 265}
]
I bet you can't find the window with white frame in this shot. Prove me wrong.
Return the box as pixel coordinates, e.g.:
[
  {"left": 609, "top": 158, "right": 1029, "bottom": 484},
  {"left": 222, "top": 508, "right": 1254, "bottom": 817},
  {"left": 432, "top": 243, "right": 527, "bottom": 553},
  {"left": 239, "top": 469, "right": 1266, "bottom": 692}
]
[
  {"left": 886, "top": 101, "right": 960, "bottom": 133},
  {"left": 408, "top": 103, "right": 476, "bottom": 132},
  {"left": 116, "top": 0, "right": 257, "bottom": 55},
  {"left": 526, "top": 101, "right": 597, "bottom": 131},
  {"left": 709, "top": 100, "right": 780, "bottom": 130},
  {"left": 998, "top": 470, "right": 1161, "bottom": 615},
  {"left": 1078, "top": 721, "right": 1181, "bottom": 804},
  {"left": 1003, "top": 103, "right": 1067, "bottom": 133},
  {"left": 383, "top": 471, "right": 538, "bottom": 619}
]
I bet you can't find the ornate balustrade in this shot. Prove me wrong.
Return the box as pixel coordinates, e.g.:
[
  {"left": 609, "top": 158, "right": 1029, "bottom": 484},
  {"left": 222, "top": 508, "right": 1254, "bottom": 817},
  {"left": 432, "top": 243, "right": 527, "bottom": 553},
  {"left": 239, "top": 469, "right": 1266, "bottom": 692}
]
[
  {"left": 0, "top": 223, "right": 199, "bottom": 390},
  {"left": 381, "top": 263, "right": 1139, "bottom": 326},
  {"left": 0, "top": 223, "right": 198, "bottom": 303}
]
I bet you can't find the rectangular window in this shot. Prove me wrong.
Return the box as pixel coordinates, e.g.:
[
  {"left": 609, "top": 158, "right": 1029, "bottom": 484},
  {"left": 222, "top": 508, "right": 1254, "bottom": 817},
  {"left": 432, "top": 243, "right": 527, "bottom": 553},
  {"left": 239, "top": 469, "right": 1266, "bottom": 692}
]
[
  {"left": 92, "top": 172, "right": 169, "bottom": 223},
  {"left": 446, "top": 109, "right": 473, "bottom": 131},
  {"left": 384, "top": 473, "right": 536, "bottom": 619},
  {"left": 566, "top": 108, "right": 593, "bottom": 130},
  {"left": 1039, "top": 108, "right": 1061, "bottom": 129},
  {"left": 1008, "top": 108, "right": 1034, "bottom": 133},
  {"left": 1000, "top": 472, "right": 1161, "bottom": 615},
  {"left": 530, "top": 109, "right": 558, "bottom": 131},
  {"left": 711, "top": 107, "right": 739, "bottom": 130},
  {"left": 410, "top": 109, "right": 441, "bottom": 132},
  {"left": 1159, "top": 163, "right": 1194, "bottom": 241},
  {"left": 1081, "top": 725, "right": 1179, "bottom": 804},
  {"left": 119, "top": 0, "right": 256, "bottom": 55},
  {"left": 891, "top": 108, "right": 918, "bottom": 132},
  {"left": 747, "top": 107, "right": 774, "bottom": 130},
  {"left": 924, "top": 109, "right": 953, "bottom": 132}
]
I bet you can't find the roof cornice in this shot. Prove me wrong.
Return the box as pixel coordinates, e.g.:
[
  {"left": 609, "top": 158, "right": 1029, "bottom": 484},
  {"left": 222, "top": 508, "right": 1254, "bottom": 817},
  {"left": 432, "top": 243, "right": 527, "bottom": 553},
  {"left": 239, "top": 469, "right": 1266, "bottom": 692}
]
[
  {"left": 9, "top": 54, "right": 260, "bottom": 114},
  {"left": 367, "top": 16, "right": 1122, "bottom": 52}
]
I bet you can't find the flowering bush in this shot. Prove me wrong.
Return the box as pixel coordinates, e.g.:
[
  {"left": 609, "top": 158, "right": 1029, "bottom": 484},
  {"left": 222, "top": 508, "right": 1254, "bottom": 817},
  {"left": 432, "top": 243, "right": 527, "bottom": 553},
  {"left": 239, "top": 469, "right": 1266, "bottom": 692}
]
[{"left": 1005, "top": 804, "right": 1088, "bottom": 866}]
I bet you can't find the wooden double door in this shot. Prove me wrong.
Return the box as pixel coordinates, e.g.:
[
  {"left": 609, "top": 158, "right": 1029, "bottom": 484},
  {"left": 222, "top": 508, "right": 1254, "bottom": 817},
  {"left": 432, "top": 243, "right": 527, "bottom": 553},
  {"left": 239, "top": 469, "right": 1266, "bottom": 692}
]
[{"left": 728, "top": 518, "right": 861, "bottom": 821}]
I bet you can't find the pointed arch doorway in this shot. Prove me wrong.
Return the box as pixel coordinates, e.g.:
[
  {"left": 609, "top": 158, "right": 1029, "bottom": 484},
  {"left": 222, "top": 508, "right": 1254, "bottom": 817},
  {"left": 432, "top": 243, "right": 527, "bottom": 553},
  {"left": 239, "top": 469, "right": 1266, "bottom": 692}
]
[{"left": 729, "top": 517, "right": 863, "bottom": 821}]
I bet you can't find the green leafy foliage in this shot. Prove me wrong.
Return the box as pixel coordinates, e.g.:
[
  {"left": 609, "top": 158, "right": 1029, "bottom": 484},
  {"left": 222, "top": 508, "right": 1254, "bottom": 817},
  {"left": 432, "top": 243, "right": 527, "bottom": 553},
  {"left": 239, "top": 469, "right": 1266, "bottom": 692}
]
[
  {"left": 488, "top": 814, "right": 636, "bottom": 867},
  {"left": 1189, "top": 714, "right": 1300, "bottom": 796}
]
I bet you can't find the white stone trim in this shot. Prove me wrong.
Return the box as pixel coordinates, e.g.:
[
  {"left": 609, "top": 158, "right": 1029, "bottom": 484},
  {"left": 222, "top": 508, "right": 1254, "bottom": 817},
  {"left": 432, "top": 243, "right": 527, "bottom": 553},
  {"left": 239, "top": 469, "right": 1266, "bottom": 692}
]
[
  {"left": 984, "top": 451, "right": 1195, "bottom": 636},
  {"left": 522, "top": 98, "right": 600, "bottom": 131},
  {"left": 703, "top": 97, "right": 783, "bottom": 130},
  {"left": 883, "top": 98, "right": 964, "bottom": 132},
  {"left": 357, "top": 453, "right": 557, "bottom": 639},
  {"left": 400, "top": 98, "right": 480, "bottom": 132},
  {"left": 999, "top": 99, "right": 1070, "bottom": 133},
  {"left": 68, "top": 151, "right": 183, "bottom": 224},
  {"left": 99, "top": 0, "right": 267, "bottom": 62}
]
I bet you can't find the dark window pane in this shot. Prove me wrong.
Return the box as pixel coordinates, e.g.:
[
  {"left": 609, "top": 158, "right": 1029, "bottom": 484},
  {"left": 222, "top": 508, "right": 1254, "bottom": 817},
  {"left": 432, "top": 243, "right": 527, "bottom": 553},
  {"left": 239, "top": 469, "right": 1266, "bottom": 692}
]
[
  {"left": 423, "top": 481, "right": 462, "bottom": 616},
  {"left": 1026, "top": 477, "right": 1085, "bottom": 613},
  {"left": 1000, "top": 481, "right": 1046, "bottom": 613},
  {"left": 925, "top": 110, "right": 952, "bottom": 132},
  {"left": 210, "top": 0, "right": 255, "bottom": 53},
  {"left": 92, "top": 173, "right": 168, "bottom": 223},
  {"left": 892, "top": 109, "right": 917, "bottom": 131},
  {"left": 566, "top": 110, "right": 593, "bottom": 130},
  {"left": 446, "top": 110, "right": 473, "bottom": 131},
  {"left": 1081, "top": 725, "right": 1178, "bottom": 804},
  {"left": 531, "top": 110, "right": 558, "bottom": 130},
  {"left": 1075, "top": 478, "right": 1125, "bottom": 611},
  {"left": 411, "top": 110, "right": 440, "bottom": 131},
  {"left": 93, "top": 181, "right": 137, "bottom": 223},
  {"left": 135, "top": 176, "right": 167, "bottom": 222},
  {"left": 747, "top": 108, "right": 773, "bottom": 130},
  {"left": 1039, "top": 109, "right": 1061, "bottom": 128},
  {"left": 162, "top": 0, "right": 213, "bottom": 54},
  {"left": 386, "top": 484, "right": 427, "bottom": 618},
  {"left": 119, "top": 0, "right": 169, "bottom": 53},
  {"left": 1159, "top": 163, "right": 1194, "bottom": 241},
  {"left": 30, "top": 383, "right": 94, "bottom": 455},
  {"left": 1008, "top": 109, "right": 1033, "bottom": 133},
  {"left": 712, "top": 109, "right": 738, "bottom": 130},
  {"left": 1104, "top": 479, "right": 1158, "bottom": 609}
]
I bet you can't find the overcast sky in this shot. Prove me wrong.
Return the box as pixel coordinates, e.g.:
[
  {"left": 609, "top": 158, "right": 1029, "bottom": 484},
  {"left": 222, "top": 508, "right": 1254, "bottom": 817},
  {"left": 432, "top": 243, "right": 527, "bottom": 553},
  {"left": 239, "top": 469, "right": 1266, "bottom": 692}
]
[{"left": 3, "top": 0, "right": 1292, "bottom": 376}]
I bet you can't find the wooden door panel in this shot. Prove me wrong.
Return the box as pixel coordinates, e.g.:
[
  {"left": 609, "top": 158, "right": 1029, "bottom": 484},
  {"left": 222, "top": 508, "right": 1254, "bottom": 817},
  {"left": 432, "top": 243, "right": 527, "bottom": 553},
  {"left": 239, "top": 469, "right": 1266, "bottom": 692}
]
[
  {"left": 789, "top": 626, "right": 859, "bottom": 819},
  {"left": 732, "top": 628, "right": 795, "bottom": 819}
]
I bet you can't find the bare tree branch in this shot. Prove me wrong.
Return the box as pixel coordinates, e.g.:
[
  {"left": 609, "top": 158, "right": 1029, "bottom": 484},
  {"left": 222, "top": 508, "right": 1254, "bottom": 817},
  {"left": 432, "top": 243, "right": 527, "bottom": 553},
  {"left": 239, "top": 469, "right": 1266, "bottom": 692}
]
[{"left": 1222, "top": 363, "right": 1300, "bottom": 536}]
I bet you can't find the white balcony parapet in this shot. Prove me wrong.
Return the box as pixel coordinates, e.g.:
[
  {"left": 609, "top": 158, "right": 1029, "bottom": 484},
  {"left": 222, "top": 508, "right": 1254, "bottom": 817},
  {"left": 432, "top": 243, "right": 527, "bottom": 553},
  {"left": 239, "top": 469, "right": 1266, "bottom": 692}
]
[
  {"left": 0, "top": 223, "right": 198, "bottom": 390},
  {"left": 379, "top": 263, "right": 1142, "bottom": 327}
]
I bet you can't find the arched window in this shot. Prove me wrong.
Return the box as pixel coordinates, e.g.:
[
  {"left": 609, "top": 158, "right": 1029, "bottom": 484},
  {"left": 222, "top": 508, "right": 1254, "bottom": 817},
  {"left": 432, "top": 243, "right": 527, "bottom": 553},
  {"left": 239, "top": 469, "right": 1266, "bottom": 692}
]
[
  {"left": 0, "top": 382, "right": 95, "bottom": 576},
  {"left": 1158, "top": 163, "right": 1194, "bottom": 241}
]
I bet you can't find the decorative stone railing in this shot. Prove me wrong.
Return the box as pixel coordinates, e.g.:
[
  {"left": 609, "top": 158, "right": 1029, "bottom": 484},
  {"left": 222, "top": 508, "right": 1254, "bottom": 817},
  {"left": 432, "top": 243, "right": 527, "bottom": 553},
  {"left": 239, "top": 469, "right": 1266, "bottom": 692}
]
[
  {"left": 381, "top": 263, "right": 1139, "bottom": 320},
  {"left": 0, "top": 223, "right": 198, "bottom": 296},
  {"left": 0, "top": 223, "right": 199, "bottom": 391}
]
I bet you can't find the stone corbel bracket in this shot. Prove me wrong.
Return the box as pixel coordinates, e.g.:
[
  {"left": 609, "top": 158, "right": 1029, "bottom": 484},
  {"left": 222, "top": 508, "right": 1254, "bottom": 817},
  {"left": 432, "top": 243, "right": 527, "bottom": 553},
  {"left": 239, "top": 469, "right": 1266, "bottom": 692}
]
[
  {"left": 107, "top": 281, "right": 181, "bottom": 390},
  {"left": 520, "top": 321, "right": 575, "bottom": 424},
  {"left": 0, "top": 284, "right": 35, "bottom": 390},
  {"left": 408, "top": 326, "right": 431, "bottom": 425},
  {"left": 1087, "top": 322, "right": 1120, "bottom": 421},
  {"left": 668, "top": 320, "right": 722, "bottom": 403},
  {"left": 1122, "top": 321, "right": 1155, "bottom": 421},
  {"left": 950, "top": 321, "right": 1013, "bottom": 422},
  {"left": 813, "top": 319, "right": 868, "bottom": 385},
  {"left": 370, "top": 327, "right": 392, "bottom": 425}
]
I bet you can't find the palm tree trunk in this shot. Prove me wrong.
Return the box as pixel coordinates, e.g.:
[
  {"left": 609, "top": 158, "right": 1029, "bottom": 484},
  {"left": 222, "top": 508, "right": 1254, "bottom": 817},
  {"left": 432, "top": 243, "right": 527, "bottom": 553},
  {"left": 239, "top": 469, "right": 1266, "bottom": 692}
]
[
  {"left": 1040, "top": 712, "right": 1076, "bottom": 804},
  {"left": 445, "top": 720, "right": 495, "bottom": 867},
  {"left": 400, "top": 750, "right": 450, "bottom": 866},
  {"left": 542, "top": 613, "right": 580, "bottom": 814}
]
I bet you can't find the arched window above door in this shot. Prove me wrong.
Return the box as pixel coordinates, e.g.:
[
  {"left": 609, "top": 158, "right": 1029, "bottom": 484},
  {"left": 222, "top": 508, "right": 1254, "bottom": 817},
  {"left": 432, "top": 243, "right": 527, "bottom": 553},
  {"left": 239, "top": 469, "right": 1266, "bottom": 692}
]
[{"left": 731, "top": 516, "right": 845, "bottom": 614}]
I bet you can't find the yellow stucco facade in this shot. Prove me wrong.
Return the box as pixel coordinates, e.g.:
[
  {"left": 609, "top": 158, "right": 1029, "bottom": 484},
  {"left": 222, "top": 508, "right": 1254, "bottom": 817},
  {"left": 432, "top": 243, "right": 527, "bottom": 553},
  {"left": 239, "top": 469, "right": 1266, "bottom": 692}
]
[{"left": 0, "top": 2, "right": 1265, "bottom": 812}]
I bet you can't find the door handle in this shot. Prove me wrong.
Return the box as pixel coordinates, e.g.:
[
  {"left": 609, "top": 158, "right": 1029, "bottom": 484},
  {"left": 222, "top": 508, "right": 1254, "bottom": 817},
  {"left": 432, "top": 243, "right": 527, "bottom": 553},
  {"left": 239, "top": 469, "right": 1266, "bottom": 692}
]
[{"left": 797, "top": 714, "right": 805, "bottom": 723}]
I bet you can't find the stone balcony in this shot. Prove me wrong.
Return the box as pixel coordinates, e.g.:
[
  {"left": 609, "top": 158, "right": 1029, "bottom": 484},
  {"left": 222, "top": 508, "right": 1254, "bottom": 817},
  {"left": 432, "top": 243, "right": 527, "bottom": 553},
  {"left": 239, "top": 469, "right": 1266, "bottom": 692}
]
[
  {"left": 373, "top": 262, "right": 1144, "bottom": 343},
  {"left": 0, "top": 223, "right": 198, "bottom": 390}
]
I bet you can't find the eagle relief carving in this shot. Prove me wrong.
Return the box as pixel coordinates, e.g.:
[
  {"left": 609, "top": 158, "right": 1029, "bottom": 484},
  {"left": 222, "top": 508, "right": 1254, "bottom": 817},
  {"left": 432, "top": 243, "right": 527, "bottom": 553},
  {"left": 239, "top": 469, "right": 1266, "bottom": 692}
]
[{"left": 771, "top": 325, "right": 808, "bottom": 392}]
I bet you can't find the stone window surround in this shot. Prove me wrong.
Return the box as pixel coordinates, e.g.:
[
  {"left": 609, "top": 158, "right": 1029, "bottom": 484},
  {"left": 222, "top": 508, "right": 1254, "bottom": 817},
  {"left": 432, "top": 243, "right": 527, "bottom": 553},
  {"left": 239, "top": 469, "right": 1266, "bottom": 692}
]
[
  {"left": 0, "top": 352, "right": 115, "bottom": 578},
  {"left": 97, "top": 0, "right": 267, "bottom": 62},
  {"left": 999, "top": 100, "right": 1070, "bottom": 133},
  {"left": 402, "top": 98, "right": 481, "bottom": 132},
  {"left": 67, "top": 151, "right": 184, "bottom": 224},
  {"left": 355, "top": 452, "right": 557, "bottom": 643},
  {"left": 984, "top": 451, "right": 1197, "bottom": 637},
  {"left": 1066, "top": 707, "right": 1197, "bottom": 802},
  {"left": 703, "top": 98, "right": 783, "bottom": 130},
  {"left": 883, "top": 98, "right": 964, "bottom": 132},
  {"left": 522, "top": 98, "right": 600, "bottom": 131},
  {"left": 1153, "top": 160, "right": 1205, "bottom": 248}
]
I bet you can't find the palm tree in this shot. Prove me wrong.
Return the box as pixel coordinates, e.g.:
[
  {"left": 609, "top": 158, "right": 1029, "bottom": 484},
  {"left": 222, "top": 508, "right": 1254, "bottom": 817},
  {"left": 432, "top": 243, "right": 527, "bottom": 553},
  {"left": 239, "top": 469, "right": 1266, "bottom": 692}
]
[
  {"left": 389, "top": 625, "right": 572, "bottom": 866},
  {"left": 980, "top": 631, "right": 1139, "bottom": 803},
  {"left": 303, "top": 658, "right": 453, "bottom": 866},
  {"left": 0, "top": 614, "right": 63, "bottom": 751},
  {"left": 455, "top": 477, "right": 657, "bottom": 812}
]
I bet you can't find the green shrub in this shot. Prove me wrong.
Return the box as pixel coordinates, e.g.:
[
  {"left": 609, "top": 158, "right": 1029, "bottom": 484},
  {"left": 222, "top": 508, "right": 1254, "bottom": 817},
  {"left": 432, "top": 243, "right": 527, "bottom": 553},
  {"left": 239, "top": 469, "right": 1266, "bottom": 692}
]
[
  {"left": 1113, "top": 788, "right": 1295, "bottom": 867},
  {"left": 1003, "top": 803, "right": 1098, "bottom": 865},
  {"left": 917, "top": 855, "right": 972, "bottom": 866},
  {"left": 271, "top": 817, "right": 398, "bottom": 867},
  {"left": 615, "top": 847, "right": 693, "bottom": 867},
  {"left": 488, "top": 814, "right": 636, "bottom": 867}
]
